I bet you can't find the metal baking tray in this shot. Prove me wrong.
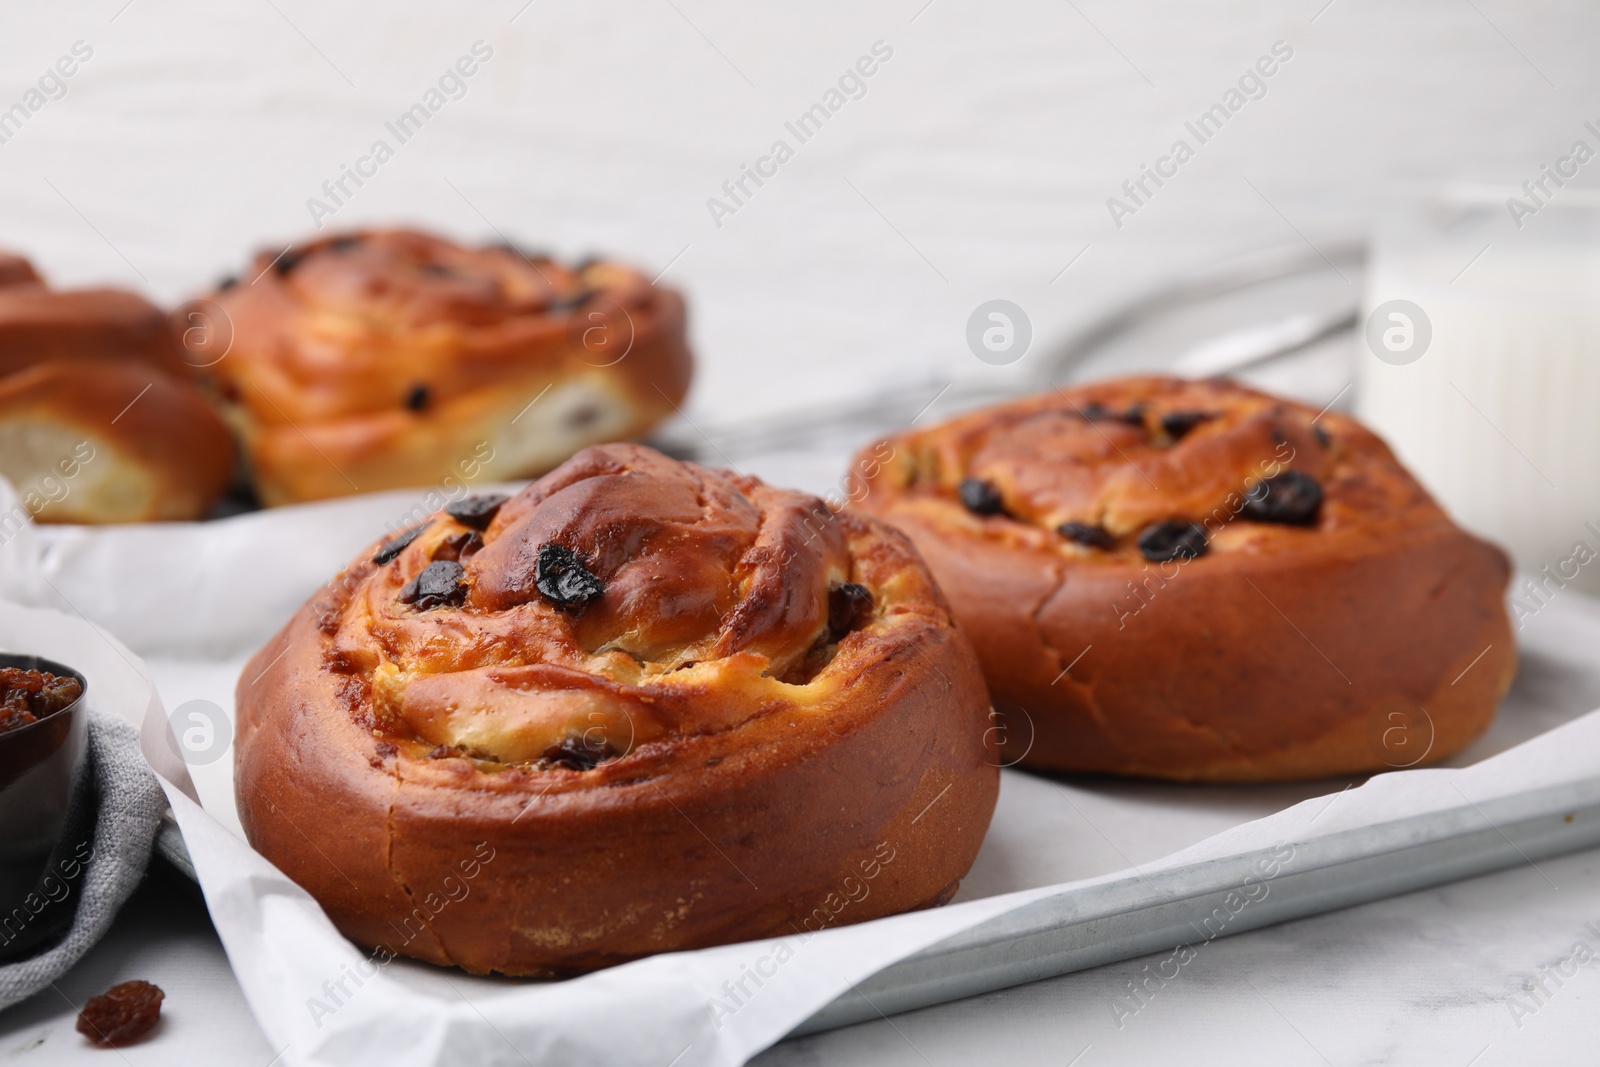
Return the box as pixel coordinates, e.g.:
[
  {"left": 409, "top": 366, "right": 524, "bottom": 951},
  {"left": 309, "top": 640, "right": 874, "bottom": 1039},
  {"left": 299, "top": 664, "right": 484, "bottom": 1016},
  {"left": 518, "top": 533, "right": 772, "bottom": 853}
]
[
  {"left": 152, "top": 775, "right": 1600, "bottom": 1040},
  {"left": 792, "top": 774, "right": 1600, "bottom": 1036}
]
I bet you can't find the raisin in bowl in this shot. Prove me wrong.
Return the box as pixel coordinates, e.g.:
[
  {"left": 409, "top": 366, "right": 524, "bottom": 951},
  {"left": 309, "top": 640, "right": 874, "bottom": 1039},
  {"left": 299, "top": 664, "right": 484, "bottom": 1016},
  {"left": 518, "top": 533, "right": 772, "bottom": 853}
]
[{"left": 0, "top": 653, "right": 90, "bottom": 960}]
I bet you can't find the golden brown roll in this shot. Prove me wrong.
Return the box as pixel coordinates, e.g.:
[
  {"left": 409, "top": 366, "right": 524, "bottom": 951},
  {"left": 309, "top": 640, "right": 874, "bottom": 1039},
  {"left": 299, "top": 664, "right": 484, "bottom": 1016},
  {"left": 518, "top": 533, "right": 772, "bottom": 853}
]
[
  {"left": 0, "top": 253, "right": 41, "bottom": 289},
  {"left": 186, "top": 230, "right": 694, "bottom": 507},
  {"left": 0, "top": 277, "right": 182, "bottom": 379},
  {"left": 235, "top": 443, "right": 996, "bottom": 975},
  {"left": 852, "top": 376, "right": 1515, "bottom": 782},
  {"left": 0, "top": 360, "right": 235, "bottom": 523},
  {"left": 0, "top": 253, "right": 234, "bottom": 523}
]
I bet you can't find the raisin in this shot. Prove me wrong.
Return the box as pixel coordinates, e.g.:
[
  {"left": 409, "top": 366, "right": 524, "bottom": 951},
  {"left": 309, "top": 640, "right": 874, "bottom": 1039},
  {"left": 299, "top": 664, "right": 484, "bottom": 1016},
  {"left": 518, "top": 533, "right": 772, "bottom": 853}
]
[
  {"left": 1077, "top": 401, "right": 1146, "bottom": 425},
  {"left": 565, "top": 404, "right": 603, "bottom": 430},
  {"left": 1137, "top": 521, "right": 1208, "bottom": 562},
  {"left": 400, "top": 561, "right": 467, "bottom": 610},
  {"left": 419, "top": 262, "right": 457, "bottom": 278},
  {"left": 1240, "top": 471, "right": 1324, "bottom": 526},
  {"left": 76, "top": 980, "right": 164, "bottom": 1047},
  {"left": 372, "top": 525, "right": 425, "bottom": 565},
  {"left": 958, "top": 478, "right": 1006, "bottom": 516},
  {"left": 215, "top": 275, "right": 238, "bottom": 292},
  {"left": 405, "top": 384, "right": 430, "bottom": 412},
  {"left": 433, "top": 531, "right": 483, "bottom": 562},
  {"left": 38, "top": 674, "right": 80, "bottom": 713},
  {"left": 328, "top": 236, "right": 362, "bottom": 251},
  {"left": 1058, "top": 522, "right": 1115, "bottom": 550},
  {"left": 547, "top": 289, "right": 596, "bottom": 312},
  {"left": 1160, "top": 411, "right": 1210, "bottom": 440},
  {"left": 534, "top": 544, "right": 604, "bottom": 610},
  {"left": 0, "top": 668, "right": 82, "bottom": 732},
  {"left": 828, "top": 582, "right": 874, "bottom": 641},
  {"left": 542, "top": 734, "right": 611, "bottom": 770},
  {"left": 0, "top": 704, "right": 36, "bottom": 733},
  {"left": 1313, "top": 424, "right": 1331, "bottom": 448},
  {"left": 445, "top": 494, "right": 509, "bottom": 530},
  {"left": 275, "top": 249, "right": 304, "bottom": 275}
]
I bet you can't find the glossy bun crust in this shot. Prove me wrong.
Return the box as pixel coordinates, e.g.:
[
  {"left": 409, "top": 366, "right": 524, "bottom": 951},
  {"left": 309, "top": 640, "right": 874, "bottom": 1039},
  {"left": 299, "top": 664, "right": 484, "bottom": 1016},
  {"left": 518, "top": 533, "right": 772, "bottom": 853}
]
[
  {"left": 853, "top": 376, "right": 1515, "bottom": 782},
  {"left": 0, "top": 253, "right": 233, "bottom": 523},
  {"left": 189, "top": 230, "right": 694, "bottom": 506},
  {"left": 236, "top": 444, "right": 996, "bottom": 975}
]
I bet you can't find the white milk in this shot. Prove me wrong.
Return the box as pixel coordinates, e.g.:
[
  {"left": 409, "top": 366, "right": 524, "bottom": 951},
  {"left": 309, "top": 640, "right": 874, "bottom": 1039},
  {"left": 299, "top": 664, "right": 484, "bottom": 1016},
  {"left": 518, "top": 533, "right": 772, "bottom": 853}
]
[{"left": 1357, "top": 191, "right": 1600, "bottom": 599}]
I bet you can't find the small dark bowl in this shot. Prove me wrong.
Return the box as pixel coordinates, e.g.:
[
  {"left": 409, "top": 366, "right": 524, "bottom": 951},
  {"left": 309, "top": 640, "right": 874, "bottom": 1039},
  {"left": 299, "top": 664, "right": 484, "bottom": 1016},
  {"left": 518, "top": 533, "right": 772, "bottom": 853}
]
[{"left": 0, "top": 653, "right": 90, "bottom": 961}]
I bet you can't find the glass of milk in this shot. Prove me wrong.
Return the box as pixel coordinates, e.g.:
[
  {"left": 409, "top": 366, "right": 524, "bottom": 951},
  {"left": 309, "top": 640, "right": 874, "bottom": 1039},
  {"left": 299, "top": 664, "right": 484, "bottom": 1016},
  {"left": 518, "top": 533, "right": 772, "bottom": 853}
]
[{"left": 1357, "top": 186, "right": 1600, "bottom": 598}]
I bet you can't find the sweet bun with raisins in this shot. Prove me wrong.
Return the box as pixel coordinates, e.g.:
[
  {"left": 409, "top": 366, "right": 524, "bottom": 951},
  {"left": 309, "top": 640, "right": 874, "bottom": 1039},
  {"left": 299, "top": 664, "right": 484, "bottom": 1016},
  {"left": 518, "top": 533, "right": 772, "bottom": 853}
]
[
  {"left": 0, "top": 251, "right": 234, "bottom": 523},
  {"left": 852, "top": 376, "right": 1515, "bottom": 782},
  {"left": 235, "top": 443, "right": 996, "bottom": 975},
  {"left": 185, "top": 229, "right": 694, "bottom": 507}
]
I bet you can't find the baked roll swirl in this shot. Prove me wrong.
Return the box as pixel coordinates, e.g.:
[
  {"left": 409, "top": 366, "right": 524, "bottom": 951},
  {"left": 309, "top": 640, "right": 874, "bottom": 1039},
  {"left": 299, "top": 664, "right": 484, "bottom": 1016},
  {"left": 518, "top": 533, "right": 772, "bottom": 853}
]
[
  {"left": 236, "top": 444, "right": 996, "bottom": 975},
  {"left": 187, "top": 229, "right": 694, "bottom": 506},
  {"left": 852, "top": 376, "right": 1515, "bottom": 782},
  {"left": 0, "top": 261, "right": 181, "bottom": 379},
  {"left": 0, "top": 251, "right": 233, "bottom": 523}
]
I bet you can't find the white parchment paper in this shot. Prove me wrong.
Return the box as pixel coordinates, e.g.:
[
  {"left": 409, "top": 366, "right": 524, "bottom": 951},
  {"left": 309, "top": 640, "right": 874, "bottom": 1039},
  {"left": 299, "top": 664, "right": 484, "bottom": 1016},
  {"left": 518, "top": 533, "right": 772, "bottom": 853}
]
[{"left": 4, "top": 480, "right": 1600, "bottom": 1067}]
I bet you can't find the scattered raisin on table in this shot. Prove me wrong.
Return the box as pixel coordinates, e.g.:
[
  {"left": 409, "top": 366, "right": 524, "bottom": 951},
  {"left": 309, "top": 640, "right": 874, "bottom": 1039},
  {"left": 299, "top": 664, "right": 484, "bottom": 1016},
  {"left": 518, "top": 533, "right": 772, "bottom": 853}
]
[
  {"left": 534, "top": 544, "right": 604, "bottom": 610},
  {"left": 76, "top": 980, "right": 164, "bottom": 1047}
]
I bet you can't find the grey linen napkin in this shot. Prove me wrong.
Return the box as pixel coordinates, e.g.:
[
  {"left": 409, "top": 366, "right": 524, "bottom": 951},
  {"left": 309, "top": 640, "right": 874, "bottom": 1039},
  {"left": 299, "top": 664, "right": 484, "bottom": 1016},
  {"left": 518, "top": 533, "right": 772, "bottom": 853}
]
[{"left": 0, "top": 710, "right": 167, "bottom": 1011}]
